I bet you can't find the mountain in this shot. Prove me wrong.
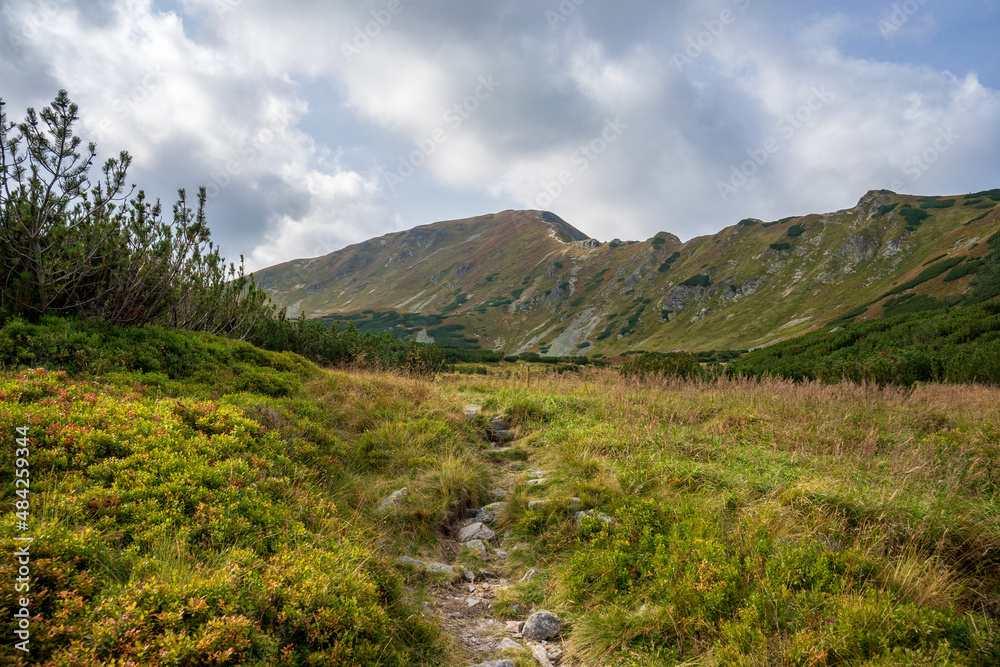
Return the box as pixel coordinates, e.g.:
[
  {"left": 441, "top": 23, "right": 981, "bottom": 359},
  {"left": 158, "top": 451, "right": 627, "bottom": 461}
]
[{"left": 254, "top": 189, "right": 1000, "bottom": 356}]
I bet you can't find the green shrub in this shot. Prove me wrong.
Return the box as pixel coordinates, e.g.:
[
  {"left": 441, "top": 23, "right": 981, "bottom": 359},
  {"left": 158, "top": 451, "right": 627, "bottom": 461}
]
[
  {"left": 680, "top": 274, "right": 711, "bottom": 287},
  {"left": 874, "top": 203, "right": 899, "bottom": 218},
  {"left": 770, "top": 242, "right": 792, "bottom": 252},
  {"left": 920, "top": 198, "right": 956, "bottom": 209},
  {"left": 900, "top": 205, "right": 931, "bottom": 229},
  {"left": 787, "top": 223, "right": 806, "bottom": 237}
]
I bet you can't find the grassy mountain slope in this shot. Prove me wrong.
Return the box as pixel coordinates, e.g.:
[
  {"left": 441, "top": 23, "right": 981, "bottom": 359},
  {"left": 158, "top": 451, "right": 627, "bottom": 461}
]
[{"left": 256, "top": 190, "right": 1000, "bottom": 356}]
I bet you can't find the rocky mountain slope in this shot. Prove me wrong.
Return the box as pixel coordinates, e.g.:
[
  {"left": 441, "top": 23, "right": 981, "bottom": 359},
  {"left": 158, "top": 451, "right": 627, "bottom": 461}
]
[{"left": 254, "top": 190, "right": 1000, "bottom": 355}]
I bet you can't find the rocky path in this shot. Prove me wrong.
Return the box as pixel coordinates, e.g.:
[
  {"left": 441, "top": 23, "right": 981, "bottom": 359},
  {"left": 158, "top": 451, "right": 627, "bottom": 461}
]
[{"left": 398, "top": 405, "right": 566, "bottom": 667}]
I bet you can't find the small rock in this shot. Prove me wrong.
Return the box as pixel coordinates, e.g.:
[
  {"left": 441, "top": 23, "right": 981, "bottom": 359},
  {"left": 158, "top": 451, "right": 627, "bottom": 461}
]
[
  {"left": 491, "top": 488, "right": 509, "bottom": 498},
  {"left": 469, "top": 660, "right": 515, "bottom": 667},
  {"left": 511, "top": 603, "right": 524, "bottom": 614},
  {"left": 574, "top": 510, "right": 616, "bottom": 525},
  {"left": 427, "top": 562, "right": 455, "bottom": 575},
  {"left": 476, "top": 502, "right": 507, "bottom": 524},
  {"left": 547, "top": 646, "right": 563, "bottom": 659},
  {"left": 531, "top": 643, "right": 554, "bottom": 667},
  {"left": 459, "top": 522, "right": 497, "bottom": 542},
  {"left": 448, "top": 612, "right": 463, "bottom": 619},
  {"left": 497, "top": 637, "right": 522, "bottom": 651},
  {"left": 398, "top": 556, "right": 424, "bottom": 568},
  {"left": 464, "top": 404, "right": 482, "bottom": 418},
  {"left": 468, "top": 584, "right": 477, "bottom": 593},
  {"left": 420, "top": 601, "right": 431, "bottom": 609},
  {"left": 520, "top": 568, "right": 542, "bottom": 583},
  {"left": 528, "top": 471, "right": 547, "bottom": 478},
  {"left": 527, "top": 500, "right": 549, "bottom": 509},
  {"left": 468, "top": 598, "right": 482, "bottom": 608},
  {"left": 522, "top": 610, "right": 562, "bottom": 640},
  {"left": 526, "top": 478, "right": 547, "bottom": 486},
  {"left": 494, "top": 549, "right": 509, "bottom": 559},
  {"left": 461, "top": 566, "right": 476, "bottom": 582},
  {"left": 505, "top": 620, "right": 523, "bottom": 634},
  {"left": 464, "top": 539, "right": 488, "bottom": 557},
  {"left": 376, "top": 488, "right": 409, "bottom": 513},
  {"left": 490, "top": 417, "right": 509, "bottom": 432},
  {"left": 494, "top": 429, "right": 516, "bottom": 441},
  {"left": 512, "top": 542, "right": 529, "bottom": 551},
  {"left": 479, "top": 569, "right": 496, "bottom": 578}
]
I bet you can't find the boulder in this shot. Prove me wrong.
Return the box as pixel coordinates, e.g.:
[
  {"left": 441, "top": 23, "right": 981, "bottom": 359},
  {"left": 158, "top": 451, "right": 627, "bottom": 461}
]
[
  {"left": 522, "top": 610, "right": 562, "bottom": 641},
  {"left": 376, "top": 488, "right": 408, "bottom": 513},
  {"left": 398, "top": 556, "right": 424, "bottom": 568},
  {"left": 459, "top": 522, "right": 496, "bottom": 542}
]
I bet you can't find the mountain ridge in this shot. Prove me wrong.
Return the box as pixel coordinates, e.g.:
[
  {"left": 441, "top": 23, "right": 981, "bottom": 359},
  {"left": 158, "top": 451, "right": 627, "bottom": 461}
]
[{"left": 255, "top": 189, "right": 1000, "bottom": 356}]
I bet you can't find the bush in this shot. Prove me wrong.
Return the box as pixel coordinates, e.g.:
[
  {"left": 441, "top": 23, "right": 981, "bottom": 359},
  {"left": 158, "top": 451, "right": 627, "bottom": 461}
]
[
  {"left": 620, "top": 352, "right": 705, "bottom": 380},
  {"left": 680, "top": 274, "right": 711, "bottom": 287},
  {"left": 770, "top": 242, "right": 792, "bottom": 252},
  {"left": 0, "top": 92, "right": 269, "bottom": 336},
  {"left": 787, "top": 223, "right": 806, "bottom": 237}
]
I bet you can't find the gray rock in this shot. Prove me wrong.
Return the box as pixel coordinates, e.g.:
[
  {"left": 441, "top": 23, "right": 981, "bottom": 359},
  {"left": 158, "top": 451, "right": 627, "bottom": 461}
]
[
  {"left": 464, "top": 539, "right": 488, "bottom": 556},
  {"left": 531, "top": 643, "right": 555, "bottom": 667},
  {"left": 574, "top": 510, "right": 616, "bottom": 525},
  {"left": 476, "top": 502, "right": 506, "bottom": 524},
  {"left": 494, "top": 429, "right": 516, "bottom": 441},
  {"left": 398, "top": 556, "right": 424, "bottom": 568},
  {"left": 490, "top": 417, "right": 509, "bottom": 432},
  {"left": 505, "top": 620, "right": 524, "bottom": 634},
  {"left": 528, "top": 471, "right": 547, "bottom": 478},
  {"left": 497, "top": 637, "right": 522, "bottom": 651},
  {"left": 469, "top": 660, "right": 515, "bottom": 667},
  {"left": 520, "top": 568, "right": 542, "bottom": 582},
  {"left": 526, "top": 478, "right": 547, "bottom": 486},
  {"left": 528, "top": 500, "right": 549, "bottom": 509},
  {"left": 459, "top": 522, "right": 496, "bottom": 543},
  {"left": 427, "top": 562, "right": 455, "bottom": 575},
  {"left": 468, "top": 598, "right": 482, "bottom": 608},
  {"left": 522, "top": 610, "right": 562, "bottom": 640},
  {"left": 464, "top": 404, "right": 482, "bottom": 418},
  {"left": 547, "top": 646, "right": 564, "bottom": 660},
  {"left": 461, "top": 566, "right": 476, "bottom": 582},
  {"left": 494, "top": 549, "right": 509, "bottom": 559},
  {"left": 376, "top": 488, "right": 409, "bottom": 513},
  {"left": 491, "top": 488, "right": 509, "bottom": 498}
]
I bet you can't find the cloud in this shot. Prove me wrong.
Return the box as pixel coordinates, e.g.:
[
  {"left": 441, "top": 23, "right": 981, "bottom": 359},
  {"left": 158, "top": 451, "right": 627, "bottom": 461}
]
[{"left": 2, "top": 0, "right": 997, "bottom": 272}]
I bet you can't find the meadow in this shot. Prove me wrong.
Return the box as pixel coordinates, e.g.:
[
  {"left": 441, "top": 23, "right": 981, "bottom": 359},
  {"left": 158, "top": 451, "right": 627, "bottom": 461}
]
[{"left": 1, "top": 322, "right": 998, "bottom": 665}]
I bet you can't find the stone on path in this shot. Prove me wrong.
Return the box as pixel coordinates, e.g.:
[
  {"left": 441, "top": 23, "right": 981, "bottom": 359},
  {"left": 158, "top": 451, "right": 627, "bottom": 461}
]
[
  {"left": 520, "top": 568, "right": 541, "bottom": 583},
  {"left": 530, "top": 643, "right": 554, "bottom": 667},
  {"left": 464, "top": 539, "right": 488, "bottom": 557},
  {"left": 427, "top": 562, "right": 455, "bottom": 575},
  {"left": 459, "top": 521, "right": 496, "bottom": 542},
  {"left": 522, "top": 610, "right": 562, "bottom": 640},
  {"left": 476, "top": 502, "right": 506, "bottom": 524},
  {"left": 376, "top": 488, "right": 408, "bottom": 513},
  {"left": 497, "top": 637, "right": 522, "bottom": 651}
]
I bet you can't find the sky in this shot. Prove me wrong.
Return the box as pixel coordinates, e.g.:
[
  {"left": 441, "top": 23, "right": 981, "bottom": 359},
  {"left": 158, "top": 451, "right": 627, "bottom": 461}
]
[{"left": 2, "top": 0, "right": 999, "bottom": 271}]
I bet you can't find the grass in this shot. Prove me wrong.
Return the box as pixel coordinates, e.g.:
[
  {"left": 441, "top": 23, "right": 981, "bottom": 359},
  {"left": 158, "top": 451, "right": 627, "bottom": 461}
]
[
  {"left": 448, "top": 370, "right": 1000, "bottom": 665},
  {"left": 4, "top": 318, "right": 1000, "bottom": 665}
]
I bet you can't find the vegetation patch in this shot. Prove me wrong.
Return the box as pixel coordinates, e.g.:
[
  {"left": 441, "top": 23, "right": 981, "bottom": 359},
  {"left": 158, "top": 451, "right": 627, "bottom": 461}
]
[
  {"left": 786, "top": 223, "right": 806, "bottom": 237},
  {"left": 680, "top": 274, "right": 711, "bottom": 287}
]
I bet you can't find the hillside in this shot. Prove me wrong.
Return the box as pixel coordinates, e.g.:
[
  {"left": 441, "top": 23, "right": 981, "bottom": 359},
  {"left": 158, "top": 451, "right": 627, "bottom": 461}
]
[
  {"left": 3, "top": 320, "right": 998, "bottom": 665},
  {"left": 255, "top": 190, "right": 1000, "bottom": 356}
]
